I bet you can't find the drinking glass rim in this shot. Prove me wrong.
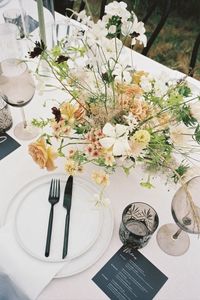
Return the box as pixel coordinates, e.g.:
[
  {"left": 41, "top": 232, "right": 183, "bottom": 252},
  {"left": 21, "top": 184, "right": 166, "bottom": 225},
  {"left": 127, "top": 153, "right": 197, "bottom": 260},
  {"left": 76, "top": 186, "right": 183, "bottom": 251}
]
[{"left": 121, "top": 201, "right": 159, "bottom": 234}]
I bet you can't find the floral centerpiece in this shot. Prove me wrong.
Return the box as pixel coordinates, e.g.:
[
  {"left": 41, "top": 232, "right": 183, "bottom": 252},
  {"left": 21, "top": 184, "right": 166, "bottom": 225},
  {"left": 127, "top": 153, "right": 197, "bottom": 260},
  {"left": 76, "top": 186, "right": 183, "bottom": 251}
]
[{"left": 28, "top": 1, "right": 200, "bottom": 206}]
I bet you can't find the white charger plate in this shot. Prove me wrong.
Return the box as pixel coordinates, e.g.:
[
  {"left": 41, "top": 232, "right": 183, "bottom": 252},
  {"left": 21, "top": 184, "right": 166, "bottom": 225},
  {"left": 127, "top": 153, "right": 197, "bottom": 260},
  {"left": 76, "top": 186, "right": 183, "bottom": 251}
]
[
  {"left": 3, "top": 173, "right": 114, "bottom": 277},
  {"left": 13, "top": 174, "right": 103, "bottom": 262}
]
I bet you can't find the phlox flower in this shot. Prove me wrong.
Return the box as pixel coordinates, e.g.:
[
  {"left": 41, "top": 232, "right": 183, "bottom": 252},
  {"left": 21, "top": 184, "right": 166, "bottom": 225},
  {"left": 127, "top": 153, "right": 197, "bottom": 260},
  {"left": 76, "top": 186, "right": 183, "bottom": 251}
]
[{"left": 104, "top": 1, "right": 131, "bottom": 20}]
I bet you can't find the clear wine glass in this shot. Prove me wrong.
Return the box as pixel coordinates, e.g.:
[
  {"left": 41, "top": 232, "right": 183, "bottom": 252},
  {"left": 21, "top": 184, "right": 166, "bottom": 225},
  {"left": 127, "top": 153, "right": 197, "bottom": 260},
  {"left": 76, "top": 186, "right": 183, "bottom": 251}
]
[
  {"left": 157, "top": 176, "right": 200, "bottom": 256},
  {"left": 0, "top": 58, "right": 39, "bottom": 140}
]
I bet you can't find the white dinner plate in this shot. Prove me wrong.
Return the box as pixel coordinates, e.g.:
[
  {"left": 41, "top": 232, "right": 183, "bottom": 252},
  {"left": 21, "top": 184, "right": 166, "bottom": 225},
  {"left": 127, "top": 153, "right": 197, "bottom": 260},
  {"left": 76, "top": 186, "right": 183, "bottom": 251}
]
[
  {"left": 6, "top": 174, "right": 103, "bottom": 262},
  {"left": 55, "top": 202, "right": 113, "bottom": 278},
  {"left": 3, "top": 173, "right": 114, "bottom": 277}
]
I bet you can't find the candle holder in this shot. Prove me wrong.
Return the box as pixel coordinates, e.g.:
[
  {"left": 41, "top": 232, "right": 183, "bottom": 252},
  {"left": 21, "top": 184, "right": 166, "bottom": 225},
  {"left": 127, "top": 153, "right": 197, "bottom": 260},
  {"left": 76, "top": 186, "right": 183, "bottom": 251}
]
[{"left": 119, "top": 202, "right": 159, "bottom": 249}]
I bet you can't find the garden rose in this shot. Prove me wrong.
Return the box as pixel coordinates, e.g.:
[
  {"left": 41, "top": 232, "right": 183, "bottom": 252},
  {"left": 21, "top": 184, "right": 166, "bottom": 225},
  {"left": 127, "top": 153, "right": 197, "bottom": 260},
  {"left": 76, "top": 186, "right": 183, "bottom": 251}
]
[{"left": 28, "top": 137, "right": 57, "bottom": 171}]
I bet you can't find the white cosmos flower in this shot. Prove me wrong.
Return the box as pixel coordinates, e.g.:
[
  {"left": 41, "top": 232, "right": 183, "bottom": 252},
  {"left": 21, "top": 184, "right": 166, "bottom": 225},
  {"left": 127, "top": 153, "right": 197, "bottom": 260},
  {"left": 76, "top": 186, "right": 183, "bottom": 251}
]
[
  {"left": 154, "top": 78, "right": 168, "bottom": 97},
  {"left": 100, "top": 123, "right": 131, "bottom": 156},
  {"left": 169, "top": 124, "right": 193, "bottom": 146},
  {"left": 113, "top": 63, "right": 132, "bottom": 83},
  {"left": 76, "top": 10, "right": 92, "bottom": 26},
  {"left": 130, "top": 15, "right": 147, "bottom": 47},
  {"left": 67, "top": 56, "right": 88, "bottom": 69},
  {"left": 85, "top": 20, "right": 108, "bottom": 48}
]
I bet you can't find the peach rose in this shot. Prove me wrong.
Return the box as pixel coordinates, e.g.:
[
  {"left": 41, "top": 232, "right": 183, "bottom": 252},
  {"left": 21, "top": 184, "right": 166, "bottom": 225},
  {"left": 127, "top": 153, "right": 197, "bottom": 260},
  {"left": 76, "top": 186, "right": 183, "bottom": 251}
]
[
  {"left": 130, "top": 97, "right": 150, "bottom": 121},
  {"left": 28, "top": 137, "right": 57, "bottom": 171},
  {"left": 117, "top": 83, "right": 143, "bottom": 96}
]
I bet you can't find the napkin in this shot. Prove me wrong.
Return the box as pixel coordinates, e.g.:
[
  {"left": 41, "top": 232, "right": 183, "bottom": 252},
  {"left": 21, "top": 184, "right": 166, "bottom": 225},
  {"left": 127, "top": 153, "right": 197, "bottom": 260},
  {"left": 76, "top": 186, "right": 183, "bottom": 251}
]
[
  {"left": 0, "top": 222, "right": 66, "bottom": 300},
  {"left": 0, "top": 271, "right": 30, "bottom": 300}
]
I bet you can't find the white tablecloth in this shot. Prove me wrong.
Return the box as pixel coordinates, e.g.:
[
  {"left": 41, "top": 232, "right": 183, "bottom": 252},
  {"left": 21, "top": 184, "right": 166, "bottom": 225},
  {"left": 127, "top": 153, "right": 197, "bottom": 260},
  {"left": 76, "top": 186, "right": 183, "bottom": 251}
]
[{"left": 1, "top": 1, "right": 200, "bottom": 300}]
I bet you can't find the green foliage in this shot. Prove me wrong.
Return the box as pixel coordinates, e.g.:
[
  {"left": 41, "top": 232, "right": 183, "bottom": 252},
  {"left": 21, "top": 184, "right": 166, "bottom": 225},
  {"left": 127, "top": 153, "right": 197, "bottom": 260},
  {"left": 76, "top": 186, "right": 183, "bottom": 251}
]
[
  {"left": 178, "top": 105, "right": 197, "bottom": 127},
  {"left": 32, "top": 118, "right": 49, "bottom": 128},
  {"left": 167, "top": 91, "right": 183, "bottom": 107},
  {"left": 74, "top": 124, "right": 91, "bottom": 134},
  {"left": 172, "top": 162, "right": 189, "bottom": 183},
  {"left": 72, "top": 150, "right": 87, "bottom": 164},
  {"left": 177, "top": 85, "right": 191, "bottom": 97},
  {"left": 106, "top": 15, "right": 122, "bottom": 38},
  {"left": 145, "top": 132, "right": 173, "bottom": 171},
  {"left": 140, "top": 180, "right": 154, "bottom": 189},
  {"left": 193, "top": 125, "right": 200, "bottom": 144}
]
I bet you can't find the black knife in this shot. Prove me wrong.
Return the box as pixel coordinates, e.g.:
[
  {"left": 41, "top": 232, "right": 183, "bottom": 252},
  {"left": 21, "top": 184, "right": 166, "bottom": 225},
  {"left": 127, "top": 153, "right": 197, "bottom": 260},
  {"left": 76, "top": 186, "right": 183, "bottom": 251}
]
[{"left": 62, "top": 175, "right": 73, "bottom": 259}]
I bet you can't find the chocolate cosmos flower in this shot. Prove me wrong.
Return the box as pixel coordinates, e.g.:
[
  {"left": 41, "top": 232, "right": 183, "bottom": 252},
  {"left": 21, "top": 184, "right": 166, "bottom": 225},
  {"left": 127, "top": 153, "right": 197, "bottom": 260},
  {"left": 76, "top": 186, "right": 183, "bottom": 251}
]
[
  {"left": 28, "top": 40, "right": 46, "bottom": 58},
  {"left": 52, "top": 107, "right": 61, "bottom": 123}
]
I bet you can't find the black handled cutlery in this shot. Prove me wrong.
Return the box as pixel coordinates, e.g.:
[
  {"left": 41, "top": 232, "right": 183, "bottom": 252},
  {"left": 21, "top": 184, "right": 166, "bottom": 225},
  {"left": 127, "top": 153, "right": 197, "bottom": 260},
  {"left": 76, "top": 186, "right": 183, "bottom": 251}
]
[
  {"left": 45, "top": 179, "right": 60, "bottom": 257},
  {"left": 62, "top": 175, "right": 73, "bottom": 259}
]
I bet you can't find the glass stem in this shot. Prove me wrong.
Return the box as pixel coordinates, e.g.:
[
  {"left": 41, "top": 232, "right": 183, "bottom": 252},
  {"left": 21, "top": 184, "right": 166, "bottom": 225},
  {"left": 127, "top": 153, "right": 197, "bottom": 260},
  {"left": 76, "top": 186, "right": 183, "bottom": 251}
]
[
  {"left": 20, "top": 107, "right": 27, "bottom": 129},
  {"left": 172, "top": 228, "right": 182, "bottom": 239}
]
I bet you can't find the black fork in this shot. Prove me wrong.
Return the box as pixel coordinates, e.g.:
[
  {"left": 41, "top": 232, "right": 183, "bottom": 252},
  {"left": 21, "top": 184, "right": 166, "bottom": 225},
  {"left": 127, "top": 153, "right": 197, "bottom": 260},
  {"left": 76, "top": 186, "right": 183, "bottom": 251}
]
[{"left": 45, "top": 179, "right": 60, "bottom": 257}]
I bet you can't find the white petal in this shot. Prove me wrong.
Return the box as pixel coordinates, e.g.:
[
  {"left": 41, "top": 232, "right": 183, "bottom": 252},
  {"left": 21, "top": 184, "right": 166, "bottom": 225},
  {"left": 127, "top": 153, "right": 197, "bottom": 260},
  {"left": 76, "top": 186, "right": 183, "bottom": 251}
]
[
  {"left": 115, "top": 124, "right": 128, "bottom": 137},
  {"left": 112, "top": 136, "right": 130, "bottom": 156},
  {"left": 99, "top": 137, "right": 115, "bottom": 149},
  {"left": 102, "top": 123, "right": 115, "bottom": 137}
]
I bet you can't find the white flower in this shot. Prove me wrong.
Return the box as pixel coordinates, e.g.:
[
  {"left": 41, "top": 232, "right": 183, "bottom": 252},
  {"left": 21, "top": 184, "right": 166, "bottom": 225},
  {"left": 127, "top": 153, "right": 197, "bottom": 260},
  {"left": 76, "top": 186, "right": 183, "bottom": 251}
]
[
  {"left": 121, "top": 20, "right": 135, "bottom": 36},
  {"left": 154, "top": 78, "right": 168, "bottom": 97},
  {"left": 140, "top": 74, "right": 153, "bottom": 92},
  {"left": 124, "top": 113, "right": 138, "bottom": 131},
  {"left": 93, "top": 193, "right": 110, "bottom": 207},
  {"left": 190, "top": 101, "right": 200, "bottom": 122},
  {"left": 104, "top": 1, "right": 131, "bottom": 20},
  {"left": 86, "top": 20, "right": 108, "bottom": 47},
  {"left": 130, "top": 15, "right": 147, "bottom": 47},
  {"left": 76, "top": 10, "right": 92, "bottom": 26},
  {"left": 67, "top": 56, "right": 88, "bottom": 69},
  {"left": 108, "top": 25, "right": 116, "bottom": 34},
  {"left": 100, "top": 123, "right": 131, "bottom": 156},
  {"left": 169, "top": 124, "right": 193, "bottom": 146},
  {"left": 113, "top": 63, "right": 132, "bottom": 83}
]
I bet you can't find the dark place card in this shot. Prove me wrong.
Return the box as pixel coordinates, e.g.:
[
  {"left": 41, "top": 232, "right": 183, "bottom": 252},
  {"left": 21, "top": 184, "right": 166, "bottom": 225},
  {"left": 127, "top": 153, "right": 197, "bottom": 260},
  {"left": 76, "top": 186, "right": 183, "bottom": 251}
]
[
  {"left": 0, "top": 133, "right": 21, "bottom": 160},
  {"left": 92, "top": 246, "right": 168, "bottom": 300}
]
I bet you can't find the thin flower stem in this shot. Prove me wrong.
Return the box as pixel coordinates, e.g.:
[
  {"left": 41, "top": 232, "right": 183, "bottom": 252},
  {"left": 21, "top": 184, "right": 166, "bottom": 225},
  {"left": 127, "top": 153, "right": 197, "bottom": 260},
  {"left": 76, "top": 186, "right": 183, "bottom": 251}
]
[
  {"left": 40, "top": 46, "right": 95, "bottom": 95},
  {"left": 59, "top": 141, "right": 89, "bottom": 150},
  {"left": 42, "top": 57, "right": 90, "bottom": 113},
  {"left": 137, "top": 95, "right": 200, "bottom": 129}
]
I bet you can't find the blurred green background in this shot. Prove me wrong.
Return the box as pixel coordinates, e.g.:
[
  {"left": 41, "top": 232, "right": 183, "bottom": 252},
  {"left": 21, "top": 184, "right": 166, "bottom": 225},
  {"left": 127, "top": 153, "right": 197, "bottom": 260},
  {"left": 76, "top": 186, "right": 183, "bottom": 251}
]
[{"left": 84, "top": 0, "right": 200, "bottom": 80}]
